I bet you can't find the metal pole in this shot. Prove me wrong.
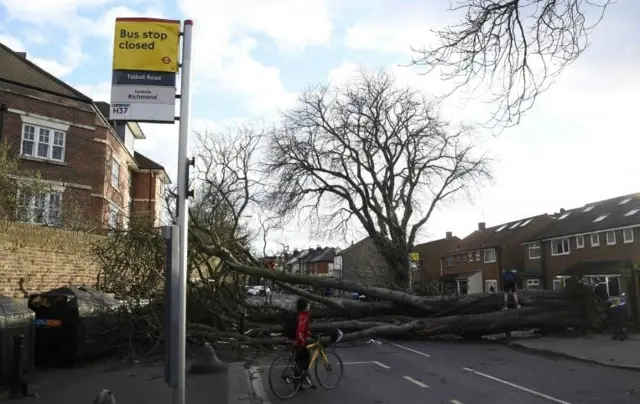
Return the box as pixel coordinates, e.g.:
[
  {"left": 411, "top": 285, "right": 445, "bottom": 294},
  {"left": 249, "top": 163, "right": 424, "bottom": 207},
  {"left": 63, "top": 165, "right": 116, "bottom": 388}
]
[{"left": 175, "top": 19, "right": 194, "bottom": 404}]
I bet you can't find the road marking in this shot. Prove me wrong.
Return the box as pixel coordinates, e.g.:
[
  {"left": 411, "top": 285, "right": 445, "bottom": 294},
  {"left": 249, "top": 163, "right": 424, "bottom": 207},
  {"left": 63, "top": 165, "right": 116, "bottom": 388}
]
[
  {"left": 462, "top": 368, "right": 571, "bottom": 404},
  {"left": 372, "top": 361, "right": 390, "bottom": 369},
  {"left": 403, "top": 376, "right": 429, "bottom": 388},
  {"left": 391, "top": 343, "right": 431, "bottom": 358},
  {"left": 450, "top": 400, "right": 464, "bottom": 404}
]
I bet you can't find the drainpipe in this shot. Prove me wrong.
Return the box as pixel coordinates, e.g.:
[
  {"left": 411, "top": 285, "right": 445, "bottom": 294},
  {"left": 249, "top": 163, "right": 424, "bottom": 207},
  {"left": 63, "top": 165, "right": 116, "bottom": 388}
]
[
  {"left": 0, "top": 103, "right": 7, "bottom": 142},
  {"left": 148, "top": 171, "right": 153, "bottom": 221}
]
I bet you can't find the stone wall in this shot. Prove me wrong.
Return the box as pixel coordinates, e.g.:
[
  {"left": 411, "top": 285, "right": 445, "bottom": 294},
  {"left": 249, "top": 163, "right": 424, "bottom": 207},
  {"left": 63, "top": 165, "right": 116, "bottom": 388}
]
[{"left": 0, "top": 220, "right": 104, "bottom": 297}]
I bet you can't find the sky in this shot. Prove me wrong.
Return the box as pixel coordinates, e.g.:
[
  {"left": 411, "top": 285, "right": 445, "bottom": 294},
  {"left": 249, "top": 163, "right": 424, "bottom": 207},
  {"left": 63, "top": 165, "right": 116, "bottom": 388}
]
[{"left": 0, "top": 0, "right": 639, "bottom": 254}]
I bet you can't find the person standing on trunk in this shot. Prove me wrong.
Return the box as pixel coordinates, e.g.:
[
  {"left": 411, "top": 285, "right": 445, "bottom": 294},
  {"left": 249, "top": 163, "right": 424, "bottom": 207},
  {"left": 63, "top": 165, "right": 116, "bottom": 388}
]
[{"left": 502, "top": 269, "right": 522, "bottom": 310}]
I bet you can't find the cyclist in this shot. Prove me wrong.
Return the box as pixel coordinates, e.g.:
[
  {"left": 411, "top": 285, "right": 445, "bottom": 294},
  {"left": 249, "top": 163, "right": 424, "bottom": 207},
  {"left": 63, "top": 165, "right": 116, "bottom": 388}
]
[{"left": 293, "top": 297, "right": 316, "bottom": 389}]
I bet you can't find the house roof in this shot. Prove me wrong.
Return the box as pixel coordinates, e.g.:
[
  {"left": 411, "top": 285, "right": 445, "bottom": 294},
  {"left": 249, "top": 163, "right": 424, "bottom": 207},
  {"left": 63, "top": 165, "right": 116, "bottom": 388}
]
[
  {"left": 0, "top": 42, "right": 92, "bottom": 102},
  {"left": 336, "top": 237, "right": 374, "bottom": 256},
  {"left": 301, "top": 247, "right": 327, "bottom": 263},
  {"left": 414, "top": 236, "right": 460, "bottom": 257},
  {"left": 525, "top": 193, "right": 640, "bottom": 242},
  {"left": 308, "top": 247, "right": 336, "bottom": 263},
  {"left": 134, "top": 151, "right": 165, "bottom": 170},
  {"left": 444, "top": 214, "right": 550, "bottom": 256}
]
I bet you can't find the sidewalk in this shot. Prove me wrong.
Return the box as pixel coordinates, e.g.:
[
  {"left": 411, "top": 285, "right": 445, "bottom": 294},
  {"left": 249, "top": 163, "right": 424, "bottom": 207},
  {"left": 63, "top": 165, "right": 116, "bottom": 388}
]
[
  {"left": 505, "top": 333, "right": 640, "bottom": 370},
  {"left": 0, "top": 359, "right": 229, "bottom": 404}
]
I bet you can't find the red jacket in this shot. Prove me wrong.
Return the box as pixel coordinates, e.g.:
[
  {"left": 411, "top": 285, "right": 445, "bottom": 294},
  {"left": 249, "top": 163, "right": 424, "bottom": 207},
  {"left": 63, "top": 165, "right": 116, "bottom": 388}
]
[{"left": 295, "top": 311, "right": 311, "bottom": 347}]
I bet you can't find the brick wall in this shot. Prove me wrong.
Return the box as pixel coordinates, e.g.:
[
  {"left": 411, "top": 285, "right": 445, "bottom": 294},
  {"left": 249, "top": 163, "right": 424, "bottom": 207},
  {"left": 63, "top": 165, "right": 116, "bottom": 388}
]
[{"left": 0, "top": 220, "right": 104, "bottom": 297}]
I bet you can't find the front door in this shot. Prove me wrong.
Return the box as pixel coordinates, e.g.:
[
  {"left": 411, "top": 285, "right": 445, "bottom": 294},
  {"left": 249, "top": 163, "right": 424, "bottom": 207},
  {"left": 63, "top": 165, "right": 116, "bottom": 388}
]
[{"left": 458, "top": 280, "right": 468, "bottom": 295}]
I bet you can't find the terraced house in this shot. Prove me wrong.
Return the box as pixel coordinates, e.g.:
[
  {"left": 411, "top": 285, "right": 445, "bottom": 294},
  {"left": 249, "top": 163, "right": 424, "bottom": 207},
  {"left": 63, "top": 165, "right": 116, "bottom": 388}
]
[
  {"left": 440, "top": 215, "right": 553, "bottom": 295},
  {"left": 0, "top": 42, "right": 168, "bottom": 230},
  {"left": 523, "top": 193, "right": 640, "bottom": 298}
]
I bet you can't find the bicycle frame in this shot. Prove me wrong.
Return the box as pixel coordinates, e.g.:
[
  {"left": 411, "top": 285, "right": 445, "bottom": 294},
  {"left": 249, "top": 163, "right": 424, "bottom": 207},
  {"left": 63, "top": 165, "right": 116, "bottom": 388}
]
[{"left": 305, "top": 340, "right": 329, "bottom": 370}]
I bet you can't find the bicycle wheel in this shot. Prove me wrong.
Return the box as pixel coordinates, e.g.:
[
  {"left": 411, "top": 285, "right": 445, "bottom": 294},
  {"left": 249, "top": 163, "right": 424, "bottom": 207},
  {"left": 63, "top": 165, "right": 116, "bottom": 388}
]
[
  {"left": 268, "top": 356, "right": 301, "bottom": 399},
  {"left": 314, "top": 351, "right": 344, "bottom": 390}
]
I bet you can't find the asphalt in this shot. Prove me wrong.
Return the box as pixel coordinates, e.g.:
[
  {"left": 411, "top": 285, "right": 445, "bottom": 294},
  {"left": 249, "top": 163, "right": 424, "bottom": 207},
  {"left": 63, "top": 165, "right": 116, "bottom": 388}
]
[{"left": 248, "top": 340, "right": 639, "bottom": 404}]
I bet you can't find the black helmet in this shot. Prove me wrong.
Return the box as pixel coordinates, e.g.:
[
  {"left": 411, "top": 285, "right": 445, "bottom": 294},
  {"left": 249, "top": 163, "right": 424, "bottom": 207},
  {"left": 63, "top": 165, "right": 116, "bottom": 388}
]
[{"left": 296, "top": 297, "right": 309, "bottom": 312}]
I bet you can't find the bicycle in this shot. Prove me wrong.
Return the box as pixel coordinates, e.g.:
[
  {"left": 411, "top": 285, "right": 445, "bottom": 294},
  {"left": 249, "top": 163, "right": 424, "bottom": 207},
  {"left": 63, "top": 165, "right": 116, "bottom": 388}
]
[{"left": 267, "top": 330, "right": 344, "bottom": 400}]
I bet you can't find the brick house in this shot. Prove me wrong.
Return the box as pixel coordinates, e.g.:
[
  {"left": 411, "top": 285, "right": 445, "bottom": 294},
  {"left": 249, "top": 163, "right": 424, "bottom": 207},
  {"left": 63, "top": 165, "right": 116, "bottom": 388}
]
[
  {"left": 0, "top": 43, "right": 168, "bottom": 230},
  {"left": 440, "top": 215, "right": 552, "bottom": 295},
  {"left": 522, "top": 193, "right": 640, "bottom": 298},
  {"left": 412, "top": 232, "right": 460, "bottom": 292},
  {"left": 306, "top": 247, "right": 337, "bottom": 277},
  {"left": 334, "top": 237, "right": 394, "bottom": 286}
]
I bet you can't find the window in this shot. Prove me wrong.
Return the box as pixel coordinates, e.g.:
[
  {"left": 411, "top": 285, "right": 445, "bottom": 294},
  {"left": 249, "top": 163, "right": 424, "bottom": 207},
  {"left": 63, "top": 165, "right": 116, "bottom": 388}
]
[
  {"left": 519, "top": 218, "right": 533, "bottom": 227},
  {"left": 475, "top": 251, "right": 481, "bottom": 261},
  {"left": 526, "top": 279, "right": 541, "bottom": 290},
  {"left": 576, "top": 235, "right": 584, "bottom": 249},
  {"left": 528, "top": 242, "right": 541, "bottom": 259},
  {"left": 583, "top": 206, "right": 594, "bottom": 212},
  {"left": 484, "top": 248, "right": 496, "bottom": 263},
  {"left": 619, "top": 198, "right": 632, "bottom": 205},
  {"left": 624, "top": 209, "right": 639, "bottom": 217},
  {"left": 16, "top": 189, "right": 62, "bottom": 226},
  {"left": 468, "top": 253, "right": 473, "bottom": 261},
  {"left": 551, "top": 238, "right": 570, "bottom": 256},
  {"left": 591, "top": 233, "right": 600, "bottom": 247},
  {"left": 593, "top": 214, "right": 608, "bottom": 222},
  {"left": 485, "top": 280, "right": 497, "bottom": 293},
  {"left": 446, "top": 257, "right": 454, "bottom": 267},
  {"left": 108, "top": 204, "right": 118, "bottom": 230},
  {"left": 558, "top": 213, "right": 570, "bottom": 220},
  {"left": 508, "top": 221, "right": 521, "bottom": 229},
  {"left": 623, "top": 228, "right": 634, "bottom": 243},
  {"left": 21, "top": 124, "right": 66, "bottom": 162},
  {"left": 111, "top": 159, "right": 120, "bottom": 188},
  {"left": 495, "top": 224, "right": 508, "bottom": 232},
  {"left": 606, "top": 230, "right": 616, "bottom": 245}
]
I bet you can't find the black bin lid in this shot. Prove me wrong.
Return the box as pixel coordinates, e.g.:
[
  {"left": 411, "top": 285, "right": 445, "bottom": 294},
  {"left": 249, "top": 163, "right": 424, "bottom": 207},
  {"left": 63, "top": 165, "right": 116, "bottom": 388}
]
[{"left": 0, "top": 295, "right": 32, "bottom": 315}]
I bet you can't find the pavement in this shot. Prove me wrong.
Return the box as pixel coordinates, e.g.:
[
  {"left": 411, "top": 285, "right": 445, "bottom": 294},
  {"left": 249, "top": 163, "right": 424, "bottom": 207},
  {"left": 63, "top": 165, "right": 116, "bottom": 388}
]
[
  {"left": 504, "top": 333, "right": 640, "bottom": 370},
  {"left": 234, "top": 340, "right": 639, "bottom": 404},
  {"left": 0, "top": 359, "right": 227, "bottom": 404}
]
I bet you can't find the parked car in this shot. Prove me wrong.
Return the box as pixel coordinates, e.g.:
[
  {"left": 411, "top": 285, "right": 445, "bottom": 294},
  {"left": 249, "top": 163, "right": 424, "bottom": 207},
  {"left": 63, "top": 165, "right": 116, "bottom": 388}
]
[
  {"left": 251, "top": 286, "right": 272, "bottom": 296},
  {"left": 245, "top": 286, "right": 259, "bottom": 296}
]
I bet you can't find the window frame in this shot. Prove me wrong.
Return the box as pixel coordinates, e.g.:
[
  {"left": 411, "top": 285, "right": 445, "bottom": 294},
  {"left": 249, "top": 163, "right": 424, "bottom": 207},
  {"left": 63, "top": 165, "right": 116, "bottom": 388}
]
[
  {"left": 446, "top": 257, "right": 454, "bottom": 267},
  {"left": 483, "top": 248, "right": 496, "bottom": 263},
  {"left": 20, "top": 123, "right": 66, "bottom": 162},
  {"left": 551, "top": 238, "right": 570, "bottom": 256},
  {"left": 108, "top": 204, "right": 119, "bottom": 230},
  {"left": 16, "top": 189, "right": 63, "bottom": 226},
  {"left": 606, "top": 230, "right": 616, "bottom": 245},
  {"left": 591, "top": 233, "right": 600, "bottom": 247},
  {"left": 623, "top": 228, "right": 634, "bottom": 244},
  {"left": 576, "top": 235, "right": 585, "bottom": 249},
  {"left": 111, "top": 159, "right": 120, "bottom": 188},
  {"left": 528, "top": 242, "right": 541, "bottom": 259}
]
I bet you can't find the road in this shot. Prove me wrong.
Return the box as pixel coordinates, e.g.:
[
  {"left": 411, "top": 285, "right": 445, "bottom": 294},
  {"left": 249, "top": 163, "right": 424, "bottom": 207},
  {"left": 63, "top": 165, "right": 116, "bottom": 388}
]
[{"left": 251, "top": 340, "right": 638, "bottom": 404}]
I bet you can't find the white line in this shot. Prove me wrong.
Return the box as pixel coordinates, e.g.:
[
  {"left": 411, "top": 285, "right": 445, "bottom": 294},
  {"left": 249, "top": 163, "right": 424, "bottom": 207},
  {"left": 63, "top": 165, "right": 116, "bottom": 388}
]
[
  {"left": 372, "top": 361, "right": 390, "bottom": 369},
  {"left": 403, "top": 376, "right": 429, "bottom": 388},
  {"left": 462, "top": 368, "right": 571, "bottom": 404},
  {"left": 450, "top": 400, "right": 464, "bottom": 404},
  {"left": 391, "top": 343, "right": 431, "bottom": 358}
]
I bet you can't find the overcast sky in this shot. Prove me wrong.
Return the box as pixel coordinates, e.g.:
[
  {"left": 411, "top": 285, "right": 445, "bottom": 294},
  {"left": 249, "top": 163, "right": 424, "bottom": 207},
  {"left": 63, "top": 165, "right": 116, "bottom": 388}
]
[{"left": 1, "top": 0, "right": 638, "bottom": 253}]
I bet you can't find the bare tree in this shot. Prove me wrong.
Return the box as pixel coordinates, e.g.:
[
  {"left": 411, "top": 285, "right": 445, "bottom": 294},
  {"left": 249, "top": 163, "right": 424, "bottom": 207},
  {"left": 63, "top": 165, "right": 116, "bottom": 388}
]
[
  {"left": 412, "top": 0, "right": 612, "bottom": 128},
  {"left": 265, "top": 68, "right": 490, "bottom": 288}
]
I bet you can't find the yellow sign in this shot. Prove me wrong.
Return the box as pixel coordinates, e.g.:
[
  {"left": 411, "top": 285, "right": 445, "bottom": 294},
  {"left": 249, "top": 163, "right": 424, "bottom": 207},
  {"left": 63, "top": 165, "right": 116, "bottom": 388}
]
[
  {"left": 112, "top": 17, "right": 181, "bottom": 72},
  {"left": 409, "top": 253, "right": 420, "bottom": 262}
]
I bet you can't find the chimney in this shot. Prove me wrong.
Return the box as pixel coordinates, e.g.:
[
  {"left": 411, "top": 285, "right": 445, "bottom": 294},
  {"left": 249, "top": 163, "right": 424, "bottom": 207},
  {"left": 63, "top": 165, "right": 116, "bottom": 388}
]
[
  {"left": 478, "top": 222, "right": 486, "bottom": 231},
  {"left": 445, "top": 231, "right": 452, "bottom": 239},
  {"left": 16, "top": 52, "right": 27, "bottom": 59}
]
